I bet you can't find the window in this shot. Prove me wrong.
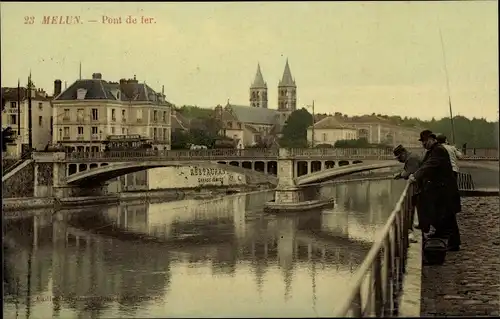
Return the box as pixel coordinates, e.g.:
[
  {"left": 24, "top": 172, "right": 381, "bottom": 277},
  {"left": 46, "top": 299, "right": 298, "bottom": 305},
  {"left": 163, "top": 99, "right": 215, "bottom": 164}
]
[
  {"left": 10, "top": 102, "right": 16, "bottom": 108},
  {"left": 63, "top": 127, "right": 70, "bottom": 137},
  {"left": 63, "top": 108, "right": 70, "bottom": 120},
  {"left": 39, "top": 116, "right": 43, "bottom": 126},
  {"left": 163, "top": 111, "right": 167, "bottom": 122},
  {"left": 163, "top": 128, "right": 168, "bottom": 140},
  {"left": 322, "top": 133, "right": 327, "bottom": 141},
  {"left": 137, "top": 109, "right": 143, "bottom": 122},
  {"left": 77, "top": 108, "right": 84, "bottom": 122},
  {"left": 10, "top": 115, "right": 16, "bottom": 125},
  {"left": 121, "top": 128, "right": 126, "bottom": 135},
  {"left": 153, "top": 110, "right": 158, "bottom": 122},
  {"left": 153, "top": 128, "right": 157, "bottom": 139},
  {"left": 38, "top": 102, "right": 43, "bottom": 110},
  {"left": 78, "top": 127, "right": 84, "bottom": 135},
  {"left": 122, "top": 109, "right": 126, "bottom": 122},
  {"left": 111, "top": 109, "right": 116, "bottom": 121},
  {"left": 111, "top": 127, "right": 115, "bottom": 134},
  {"left": 91, "top": 108, "right": 98, "bottom": 121},
  {"left": 91, "top": 126, "right": 98, "bottom": 135}
]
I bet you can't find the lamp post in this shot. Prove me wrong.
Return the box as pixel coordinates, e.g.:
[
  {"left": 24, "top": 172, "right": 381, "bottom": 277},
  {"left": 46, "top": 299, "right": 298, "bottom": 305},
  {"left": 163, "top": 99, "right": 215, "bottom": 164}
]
[
  {"left": 307, "top": 100, "right": 315, "bottom": 148},
  {"left": 27, "top": 75, "right": 34, "bottom": 151}
]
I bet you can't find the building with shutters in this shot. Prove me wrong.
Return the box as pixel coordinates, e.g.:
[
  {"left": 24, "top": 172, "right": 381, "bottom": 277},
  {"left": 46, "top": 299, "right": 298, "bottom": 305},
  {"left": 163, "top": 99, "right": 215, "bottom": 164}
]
[
  {"left": 1, "top": 82, "right": 53, "bottom": 156},
  {"left": 51, "top": 73, "right": 172, "bottom": 152}
]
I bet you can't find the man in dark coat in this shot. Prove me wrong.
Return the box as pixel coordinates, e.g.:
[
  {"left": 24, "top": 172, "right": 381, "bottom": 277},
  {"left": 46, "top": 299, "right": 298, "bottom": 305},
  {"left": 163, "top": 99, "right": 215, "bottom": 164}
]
[
  {"left": 393, "top": 144, "right": 422, "bottom": 242},
  {"left": 409, "top": 130, "right": 461, "bottom": 251}
]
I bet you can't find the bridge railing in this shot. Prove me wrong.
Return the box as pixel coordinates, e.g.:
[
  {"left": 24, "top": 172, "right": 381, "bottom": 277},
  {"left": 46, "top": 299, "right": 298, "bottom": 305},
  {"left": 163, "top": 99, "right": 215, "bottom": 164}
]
[
  {"left": 66, "top": 148, "right": 278, "bottom": 161},
  {"left": 62, "top": 147, "right": 498, "bottom": 162},
  {"left": 334, "top": 181, "right": 415, "bottom": 317},
  {"left": 457, "top": 172, "right": 475, "bottom": 190}
]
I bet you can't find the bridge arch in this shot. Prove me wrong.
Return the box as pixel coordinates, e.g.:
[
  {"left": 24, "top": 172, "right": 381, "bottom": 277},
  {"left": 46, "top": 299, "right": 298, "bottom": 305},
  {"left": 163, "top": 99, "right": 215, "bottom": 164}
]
[
  {"left": 295, "top": 160, "right": 499, "bottom": 186},
  {"left": 295, "top": 161, "right": 403, "bottom": 186},
  {"left": 65, "top": 161, "right": 279, "bottom": 186}
]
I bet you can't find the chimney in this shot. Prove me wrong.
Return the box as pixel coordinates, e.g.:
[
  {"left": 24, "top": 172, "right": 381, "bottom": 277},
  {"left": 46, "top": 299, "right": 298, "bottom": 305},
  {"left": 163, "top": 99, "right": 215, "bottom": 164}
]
[
  {"left": 54, "top": 79, "right": 62, "bottom": 97},
  {"left": 92, "top": 73, "right": 102, "bottom": 80}
]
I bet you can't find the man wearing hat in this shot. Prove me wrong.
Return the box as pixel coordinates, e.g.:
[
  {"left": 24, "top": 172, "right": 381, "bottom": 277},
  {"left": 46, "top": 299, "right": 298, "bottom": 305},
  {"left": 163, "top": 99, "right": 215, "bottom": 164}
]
[
  {"left": 436, "top": 134, "right": 463, "bottom": 181},
  {"left": 409, "top": 130, "right": 462, "bottom": 251},
  {"left": 393, "top": 144, "right": 422, "bottom": 243},
  {"left": 393, "top": 145, "right": 422, "bottom": 180}
]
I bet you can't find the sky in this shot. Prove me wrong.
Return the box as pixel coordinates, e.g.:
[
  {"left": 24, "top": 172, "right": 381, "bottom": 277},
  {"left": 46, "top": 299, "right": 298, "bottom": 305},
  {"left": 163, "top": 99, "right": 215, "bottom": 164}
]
[{"left": 1, "top": 1, "right": 498, "bottom": 121}]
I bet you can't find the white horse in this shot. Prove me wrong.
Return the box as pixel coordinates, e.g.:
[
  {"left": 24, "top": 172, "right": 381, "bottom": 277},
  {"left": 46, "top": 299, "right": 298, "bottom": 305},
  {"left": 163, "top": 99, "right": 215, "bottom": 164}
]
[{"left": 189, "top": 144, "right": 208, "bottom": 150}]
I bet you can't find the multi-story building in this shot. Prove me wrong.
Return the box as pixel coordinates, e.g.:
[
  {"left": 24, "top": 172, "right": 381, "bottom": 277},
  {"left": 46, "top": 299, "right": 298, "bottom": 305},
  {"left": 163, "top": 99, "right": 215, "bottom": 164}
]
[
  {"left": 307, "top": 116, "right": 358, "bottom": 147},
  {"left": 215, "top": 60, "right": 297, "bottom": 148},
  {"left": 308, "top": 114, "right": 423, "bottom": 148},
  {"left": 51, "top": 73, "right": 172, "bottom": 152},
  {"left": 1, "top": 83, "right": 53, "bottom": 156}
]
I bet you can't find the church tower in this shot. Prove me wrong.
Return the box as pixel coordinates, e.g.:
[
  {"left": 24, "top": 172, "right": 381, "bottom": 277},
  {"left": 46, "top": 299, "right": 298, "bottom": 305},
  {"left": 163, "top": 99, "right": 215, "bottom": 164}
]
[
  {"left": 277, "top": 59, "right": 297, "bottom": 112},
  {"left": 249, "top": 63, "right": 268, "bottom": 108}
]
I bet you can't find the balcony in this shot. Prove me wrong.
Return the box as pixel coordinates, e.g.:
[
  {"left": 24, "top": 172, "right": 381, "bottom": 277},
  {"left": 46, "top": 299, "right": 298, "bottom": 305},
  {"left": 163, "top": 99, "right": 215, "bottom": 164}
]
[
  {"left": 137, "top": 118, "right": 143, "bottom": 123},
  {"left": 76, "top": 136, "right": 85, "bottom": 141},
  {"left": 62, "top": 117, "right": 70, "bottom": 122},
  {"left": 62, "top": 136, "right": 70, "bottom": 140},
  {"left": 91, "top": 134, "right": 100, "bottom": 140},
  {"left": 111, "top": 117, "right": 116, "bottom": 122}
]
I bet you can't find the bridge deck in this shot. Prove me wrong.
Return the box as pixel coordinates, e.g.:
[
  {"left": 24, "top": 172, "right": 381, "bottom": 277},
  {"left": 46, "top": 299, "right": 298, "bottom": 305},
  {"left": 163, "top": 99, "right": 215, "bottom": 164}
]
[{"left": 420, "top": 196, "right": 500, "bottom": 316}]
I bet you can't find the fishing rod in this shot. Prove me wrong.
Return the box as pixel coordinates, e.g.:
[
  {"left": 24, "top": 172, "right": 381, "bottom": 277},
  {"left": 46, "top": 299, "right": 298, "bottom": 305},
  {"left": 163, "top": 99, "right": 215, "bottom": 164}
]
[{"left": 438, "top": 24, "right": 456, "bottom": 144}]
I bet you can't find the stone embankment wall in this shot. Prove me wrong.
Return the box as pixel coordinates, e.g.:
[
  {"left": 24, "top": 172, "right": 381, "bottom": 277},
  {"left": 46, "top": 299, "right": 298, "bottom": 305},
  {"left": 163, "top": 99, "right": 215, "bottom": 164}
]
[{"left": 2, "top": 160, "right": 34, "bottom": 198}]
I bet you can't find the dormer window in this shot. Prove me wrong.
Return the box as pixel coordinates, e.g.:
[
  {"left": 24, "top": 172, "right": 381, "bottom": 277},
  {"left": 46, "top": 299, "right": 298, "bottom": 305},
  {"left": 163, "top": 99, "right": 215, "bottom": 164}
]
[{"left": 76, "top": 88, "right": 87, "bottom": 100}]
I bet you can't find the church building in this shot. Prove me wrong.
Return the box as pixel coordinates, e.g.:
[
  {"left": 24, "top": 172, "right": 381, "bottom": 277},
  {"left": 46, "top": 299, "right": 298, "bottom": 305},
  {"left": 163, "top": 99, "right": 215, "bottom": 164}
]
[{"left": 215, "top": 59, "right": 297, "bottom": 148}]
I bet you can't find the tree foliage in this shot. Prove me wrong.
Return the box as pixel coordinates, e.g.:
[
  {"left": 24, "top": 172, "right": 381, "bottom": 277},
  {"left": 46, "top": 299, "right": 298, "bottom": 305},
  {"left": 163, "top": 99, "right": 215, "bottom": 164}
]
[
  {"left": 279, "top": 108, "right": 313, "bottom": 148},
  {"left": 171, "top": 106, "right": 224, "bottom": 149},
  {"left": 334, "top": 138, "right": 370, "bottom": 148}
]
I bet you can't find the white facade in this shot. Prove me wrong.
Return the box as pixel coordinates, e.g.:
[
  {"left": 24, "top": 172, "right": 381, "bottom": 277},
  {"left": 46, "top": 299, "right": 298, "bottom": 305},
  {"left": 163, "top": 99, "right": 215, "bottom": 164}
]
[
  {"left": 52, "top": 101, "right": 171, "bottom": 151},
  {"left": 307, "top": 127, "right": 358, "bottom": 147},
  {"left": 51, "top": 75, "right": 171, "bottom": 152},
  {"left": 1, "top": 87, "right": 52, "bottom": 156},
  {"left": 148, "top": 166, "right": 246, "bottom": 189}
]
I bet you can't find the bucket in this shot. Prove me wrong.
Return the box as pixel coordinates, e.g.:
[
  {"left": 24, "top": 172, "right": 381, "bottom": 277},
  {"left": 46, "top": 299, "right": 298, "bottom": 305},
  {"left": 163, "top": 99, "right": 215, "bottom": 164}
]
[{"left": 423, "top": 237, "right": 448, "bottom": 265}]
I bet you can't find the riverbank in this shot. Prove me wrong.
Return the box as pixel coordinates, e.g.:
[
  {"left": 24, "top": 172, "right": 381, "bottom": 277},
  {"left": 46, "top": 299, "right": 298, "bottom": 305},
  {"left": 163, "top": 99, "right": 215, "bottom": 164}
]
[
  {"left": 420, "top": 196, "right": 500, "bottom": 316},
  {"left": 2, "top": 183, "right": 274, "bottom": 215}
]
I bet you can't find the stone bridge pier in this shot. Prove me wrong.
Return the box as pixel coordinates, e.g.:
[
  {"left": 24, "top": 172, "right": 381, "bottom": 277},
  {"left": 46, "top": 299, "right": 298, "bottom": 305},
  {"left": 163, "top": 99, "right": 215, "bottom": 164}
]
[
  {"left": 32, "top": 152, "right": 107, "bottom": 198},
  {"left": 275, "top": 148, "right": 304, "bottom": 204}
]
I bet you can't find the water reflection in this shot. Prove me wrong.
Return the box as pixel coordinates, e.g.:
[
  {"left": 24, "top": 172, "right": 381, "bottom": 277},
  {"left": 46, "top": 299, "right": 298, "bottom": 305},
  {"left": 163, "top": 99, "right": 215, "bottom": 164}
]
[{"left": 4, "top": 179, "right": 406, "bottom": 318}]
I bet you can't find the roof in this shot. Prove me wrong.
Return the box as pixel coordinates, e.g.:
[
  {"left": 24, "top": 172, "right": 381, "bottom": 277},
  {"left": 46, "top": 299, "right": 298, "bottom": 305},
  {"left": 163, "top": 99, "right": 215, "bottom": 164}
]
[
  {"left": 171, "top": 114, "right": 188, "bottom": 131},
  {"left": 279, "top": 59, "right": 296, "bottom": 87},
  {"left": 310, "top": 116, "right": 357, "bottom": 130},
  {"left": 54, "top": 76, "right": 171, "bottom": 105},
  {"left": 349, "top": 115, "right": 392, "bottom": 123},
  {"left": 226, "top": 103, "right": 279, "bottom": 125},
  {"left": 244, "top": 124, "right": 259, "bottom": 133},
  {"left": 251, "top": 63, "right": 267, "bottom": 89},
  {"left": 1, "top": 87, "right": 50, "bottom": 101}
]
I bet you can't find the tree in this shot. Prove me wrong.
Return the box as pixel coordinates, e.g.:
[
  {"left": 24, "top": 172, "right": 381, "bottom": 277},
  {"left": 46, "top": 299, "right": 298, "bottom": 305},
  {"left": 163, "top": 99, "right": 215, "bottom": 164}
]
[
  {"left": 2, "top": 127, "right": 16, "bottom": 152},
  {"left": 279, "top": 108, "right": 313, "bottom": 148},
  {"left": 171, "top": 129, "right": 191, "bottom": 149},
  {"left": 334, "top": 138, "right": 370, "bottom": 148}
]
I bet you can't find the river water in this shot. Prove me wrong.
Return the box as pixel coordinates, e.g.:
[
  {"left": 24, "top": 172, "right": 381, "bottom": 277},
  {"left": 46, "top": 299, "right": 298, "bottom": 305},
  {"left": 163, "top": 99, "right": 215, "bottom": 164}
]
[{"left": 4, "top": 179, "right": 407, "bottom": 318}]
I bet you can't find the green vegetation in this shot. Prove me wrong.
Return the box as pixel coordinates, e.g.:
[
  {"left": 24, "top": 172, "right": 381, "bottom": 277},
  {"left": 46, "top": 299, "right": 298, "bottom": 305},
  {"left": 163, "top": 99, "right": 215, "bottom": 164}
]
[
  {"left": 172, "top": 105, "right": 497, "bottom": 149},
  {"left": 171, "top": 106, "right": 223, "bottom": 149},
  {"left": 279, "top": 108, "right": 313, "bottom": 148},
  {"left": 333, "top": 138, "right": 390, "bottom": 149}
]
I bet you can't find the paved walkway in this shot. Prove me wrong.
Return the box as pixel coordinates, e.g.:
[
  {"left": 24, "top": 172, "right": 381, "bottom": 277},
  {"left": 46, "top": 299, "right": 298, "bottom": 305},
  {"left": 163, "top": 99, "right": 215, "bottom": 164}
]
[{"left": 420, "top": 196, "right": 500, "bottom": 316}]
